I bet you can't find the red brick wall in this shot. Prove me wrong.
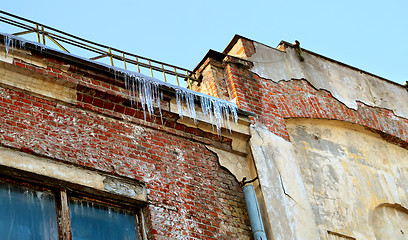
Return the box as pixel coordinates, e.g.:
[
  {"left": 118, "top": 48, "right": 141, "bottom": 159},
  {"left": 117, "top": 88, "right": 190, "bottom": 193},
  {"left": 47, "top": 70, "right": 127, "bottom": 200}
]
[
  {"left": 0, "top": 54, "right": 252, "bottom": 239},
  {"left": 239, "top": 39, "right": 255, "bottom": 59},
  {"left": 191, "top": 59, "right": 231, "bottom": 101}
]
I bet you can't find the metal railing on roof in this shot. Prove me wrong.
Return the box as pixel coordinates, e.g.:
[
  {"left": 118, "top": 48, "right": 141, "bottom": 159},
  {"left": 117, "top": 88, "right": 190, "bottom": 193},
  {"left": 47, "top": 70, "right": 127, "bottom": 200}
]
[{"left": 0, "top": 10, "right": 199, "bottom": 88}]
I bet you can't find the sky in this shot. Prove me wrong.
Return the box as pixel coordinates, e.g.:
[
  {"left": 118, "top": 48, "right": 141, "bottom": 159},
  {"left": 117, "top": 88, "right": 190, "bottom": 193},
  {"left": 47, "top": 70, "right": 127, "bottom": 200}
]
[{"left": 1, "top": 0, "right": 407, "bottom": 85}]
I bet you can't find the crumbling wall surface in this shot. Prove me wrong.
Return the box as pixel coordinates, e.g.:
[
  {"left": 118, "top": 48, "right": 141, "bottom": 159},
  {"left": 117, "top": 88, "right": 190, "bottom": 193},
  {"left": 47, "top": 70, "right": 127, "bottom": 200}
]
[
  {"left": 248, "top": 42, "right": 408, "bottom": 119},
  {"left": 286, "top": 119, "right": 408, "bottom": 240},
  {"left": 0, "top": 47, "right": 252, "bottom": 239},
  {"left": 224, "top": 65, "right": 408, "bottom": 147},
  {"left": 249, "top": 122, "right": 320, "bottom": 240},
  {"left": 217, "top": 43, "right": 408, "bottom": 239}
]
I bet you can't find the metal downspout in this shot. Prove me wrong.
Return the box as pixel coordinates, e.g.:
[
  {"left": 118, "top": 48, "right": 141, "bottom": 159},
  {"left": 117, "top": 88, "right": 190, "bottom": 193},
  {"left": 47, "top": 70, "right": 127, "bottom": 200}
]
[{"left": 243, "top": 184, "right": 267, "bottom": 240}]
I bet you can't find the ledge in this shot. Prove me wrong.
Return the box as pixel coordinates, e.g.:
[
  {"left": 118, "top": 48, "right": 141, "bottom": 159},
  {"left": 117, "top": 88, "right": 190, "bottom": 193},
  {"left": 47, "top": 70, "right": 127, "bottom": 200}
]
[{"left": 0, "top": 146, "right": 147, "bottom": 205}]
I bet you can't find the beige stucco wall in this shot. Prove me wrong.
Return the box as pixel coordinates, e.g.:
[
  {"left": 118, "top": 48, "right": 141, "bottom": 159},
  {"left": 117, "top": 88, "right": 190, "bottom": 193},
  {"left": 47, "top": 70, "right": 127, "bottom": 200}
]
[
  {"left": 249, "top": 123, "right": 320, "bottom": 240},
  {"left": 249, "top": 119, "right": 408, "bottom": 239},
  {"left": 372, "top": 204, "right": 408, "bottom": 240},
  {"left": 286, "top": 119, "right": 408, "bottom": 239},
  {"left": 248, "top": 42, "right": 408, "bottom": 119}
]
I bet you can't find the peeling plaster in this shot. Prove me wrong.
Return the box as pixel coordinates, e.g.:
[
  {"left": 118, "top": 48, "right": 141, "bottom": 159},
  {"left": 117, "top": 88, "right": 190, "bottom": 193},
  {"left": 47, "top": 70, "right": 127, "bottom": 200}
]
[
  {"left": 249, "top": 42, "right": 408, "bottom": 119},
  {"left": 206, "top": 146, "right": 249, "bottom": 182}
]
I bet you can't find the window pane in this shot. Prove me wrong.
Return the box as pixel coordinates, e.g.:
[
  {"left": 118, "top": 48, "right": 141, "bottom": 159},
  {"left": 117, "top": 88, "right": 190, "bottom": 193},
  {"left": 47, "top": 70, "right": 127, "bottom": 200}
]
[
  {"left": 69, "top": 199, "right": 138, "bottom": 240},
  {"left": 0, "top": 181, "right": 59, "bottom": 240}
]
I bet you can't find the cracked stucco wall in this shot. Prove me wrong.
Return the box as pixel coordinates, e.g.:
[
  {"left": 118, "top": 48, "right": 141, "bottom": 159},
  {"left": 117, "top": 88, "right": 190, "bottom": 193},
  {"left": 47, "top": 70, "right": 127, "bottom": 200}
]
[
  {"left": 286, "top": 118, "right": 408, "bottom": 240},
  {"left": 249, "top": 122, "right": 320, "bottom": 240},
  {"left": 248, "top": 42, "right": 408, "bottom": 119},
  {"left": 221, "top": 37, "right": 408, "bottom": 240},
  {"left": 249, "top": 119, "right": 408, "bottom": 240}
]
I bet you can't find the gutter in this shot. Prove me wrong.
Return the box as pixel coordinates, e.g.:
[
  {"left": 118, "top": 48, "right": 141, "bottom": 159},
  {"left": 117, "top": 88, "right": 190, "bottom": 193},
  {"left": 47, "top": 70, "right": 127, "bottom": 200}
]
[{"left": 242, "top": 180, "right": 267, "bottom": 240}]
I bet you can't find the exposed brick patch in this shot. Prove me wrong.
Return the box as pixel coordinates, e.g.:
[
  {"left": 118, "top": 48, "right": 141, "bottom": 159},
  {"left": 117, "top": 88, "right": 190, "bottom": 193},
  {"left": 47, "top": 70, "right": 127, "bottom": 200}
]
[
  {"left": 229, "top": 39, "right": 256, "bottom": 60},
  {"left": 222, "top": 59, "right": 408, "bottom": 144}
]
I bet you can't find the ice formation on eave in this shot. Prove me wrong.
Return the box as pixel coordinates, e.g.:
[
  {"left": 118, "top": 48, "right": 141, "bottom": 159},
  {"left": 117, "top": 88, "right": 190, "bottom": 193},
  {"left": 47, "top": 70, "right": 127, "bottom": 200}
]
[{"left": 2, "top": 33, "right": 238, "bottom": 134}]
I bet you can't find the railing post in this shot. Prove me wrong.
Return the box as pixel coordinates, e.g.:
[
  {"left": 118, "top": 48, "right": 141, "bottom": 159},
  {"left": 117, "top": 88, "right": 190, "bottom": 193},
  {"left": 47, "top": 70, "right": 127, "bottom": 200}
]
[
  {"left": 122, "top": 52, "right": 127, "bottom": 69},
  {"left": 186, "top": 70, "right": 192, "bottom": 89},
  {"left": 148, "top": 60, "right": 153, "bottom": 77},
  {"left": 135, "top": 57, "right": 141, "bottom": 73},
  {"left": 161, "top": 64, "right": 166, "bottom": 82},
  {"left": 174, "top": 67, "right": 179, "bottom": 86},
  {"left": 35, "top": 24, "right": 40, "bottom": 43},
  {"left": 108, "top": 48, "right": 114, "bottom": 66},
  {"left": 41, "top": 25, "right": 45, "bottom": 44}
]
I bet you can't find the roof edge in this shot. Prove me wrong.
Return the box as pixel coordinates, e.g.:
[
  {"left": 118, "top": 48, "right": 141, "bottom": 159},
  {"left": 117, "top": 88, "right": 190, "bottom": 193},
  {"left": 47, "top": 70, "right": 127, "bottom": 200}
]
[
  {"left": 192, "top": 49, "right": 226, "bottom": 73},
  {"left": 222, "top": 34, "right": 255, "bottom": 55},
  {"left": 222, "top": 36, "right": 404, "bottom": 87},
  {"left": 278, "top": 41, "right": 404, "bottom": 88}
]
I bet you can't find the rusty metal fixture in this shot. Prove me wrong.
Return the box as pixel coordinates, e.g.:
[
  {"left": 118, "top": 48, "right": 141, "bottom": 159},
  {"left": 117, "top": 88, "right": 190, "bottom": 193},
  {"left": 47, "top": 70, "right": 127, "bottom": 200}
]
[
  {"left": 294, "top": 40, "right": 305, "bottom": 62},
  {"left": 240, "top": 176, "right": 259, "bottom": 187}
]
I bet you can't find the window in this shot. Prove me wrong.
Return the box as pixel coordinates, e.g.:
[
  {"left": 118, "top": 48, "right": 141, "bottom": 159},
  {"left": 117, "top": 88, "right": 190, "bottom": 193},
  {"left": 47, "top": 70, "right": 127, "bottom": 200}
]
[
  {"left": 0, "top": 180, "right": 59, "bottom": 239},
  {"left": 69, "top": 199, "right": 138, "bottom": 240},
  {"left": 0, "top": 178, "right": 141, "bottom": 240}
]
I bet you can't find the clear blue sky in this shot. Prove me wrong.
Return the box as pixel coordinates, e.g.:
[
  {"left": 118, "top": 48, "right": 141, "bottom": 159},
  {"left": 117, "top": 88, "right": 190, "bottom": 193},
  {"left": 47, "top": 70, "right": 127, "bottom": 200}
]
[{"left": 2, "top": 0, "right": 407, "bottom": 84}]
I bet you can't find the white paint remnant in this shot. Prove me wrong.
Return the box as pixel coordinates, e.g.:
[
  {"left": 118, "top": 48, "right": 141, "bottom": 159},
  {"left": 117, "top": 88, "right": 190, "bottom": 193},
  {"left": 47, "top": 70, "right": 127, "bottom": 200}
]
[{"left": 174, "top": 147, "right": 184, "bottom": 162}]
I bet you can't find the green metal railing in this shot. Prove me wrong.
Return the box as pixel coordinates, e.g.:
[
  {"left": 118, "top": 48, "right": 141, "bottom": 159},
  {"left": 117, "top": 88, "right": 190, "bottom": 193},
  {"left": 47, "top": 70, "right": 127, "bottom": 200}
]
[{"left": 0, "top": 10, "right": 199, "bottom": 88}]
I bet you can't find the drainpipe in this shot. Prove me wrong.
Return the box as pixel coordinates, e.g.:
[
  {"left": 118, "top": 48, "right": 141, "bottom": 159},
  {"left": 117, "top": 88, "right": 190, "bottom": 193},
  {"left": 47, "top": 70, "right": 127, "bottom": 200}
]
[{"left": 242, "top": 183, "right": 267, "bottom": 240}]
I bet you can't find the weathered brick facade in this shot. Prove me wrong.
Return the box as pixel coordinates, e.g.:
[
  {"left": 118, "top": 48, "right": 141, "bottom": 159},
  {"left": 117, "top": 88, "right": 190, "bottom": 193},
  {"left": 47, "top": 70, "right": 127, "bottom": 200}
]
[
  {"left": 0, "top": 43, "right": 252, "bottom": 239},
  {"left": 2, "top": 30, "right": 408, "bottom": 240}
]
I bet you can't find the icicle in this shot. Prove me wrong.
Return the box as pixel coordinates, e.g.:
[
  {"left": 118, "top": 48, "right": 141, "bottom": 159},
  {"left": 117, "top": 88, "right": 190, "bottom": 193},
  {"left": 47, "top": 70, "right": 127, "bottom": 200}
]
[
  {"left": 176, "top": 88, "right": 196, "bottom": 123},
  {"left": 197, "top": 93, "right": 238, "bottom": 134},
  {"left": 3, "top": 33, "right": 32, "bottom": 55},
  {"left": 119, "top": 71, "right": 238, "bottom": 134},
  {"left": 4, "top": 35, "right": 12, "bottom": 54},
  {"left": 1, "top": 32, "right": 239, "bottom": 134},
  {"left": 19, "top": 38, "right": 26, "bottom": 49},
  {"left": 108, "top": 207, "right": 112, "bottom": 218}
]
